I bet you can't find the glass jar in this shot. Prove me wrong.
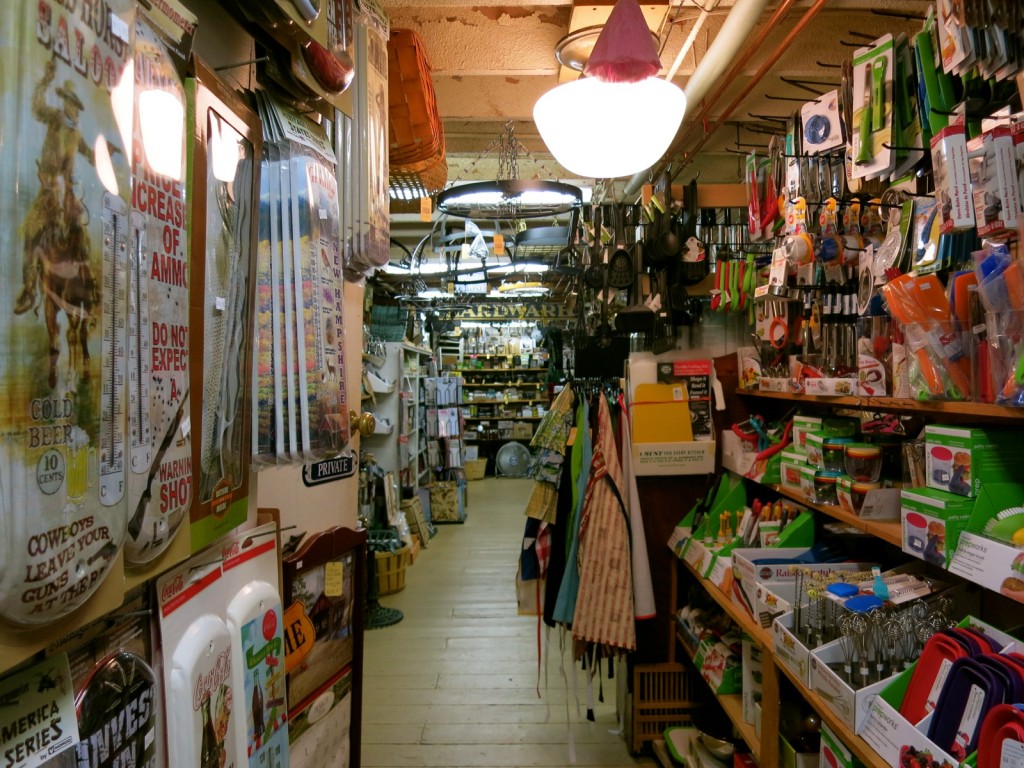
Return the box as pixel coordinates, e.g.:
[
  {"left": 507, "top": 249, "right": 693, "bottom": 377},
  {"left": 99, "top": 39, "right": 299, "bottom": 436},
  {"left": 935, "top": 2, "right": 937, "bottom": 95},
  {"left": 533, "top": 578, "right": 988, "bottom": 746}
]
[
  {"left": 844, "top": 443, "right": 883, "bottom": 482},
  {"left": 813, "top": 470, "right": 841, "bottom": 505},
  {"left": 838, "top": 476, "right": 881, "bottom": 514},
  {"left": 822, "top": 437, "right": 854, "bottom": 472}
]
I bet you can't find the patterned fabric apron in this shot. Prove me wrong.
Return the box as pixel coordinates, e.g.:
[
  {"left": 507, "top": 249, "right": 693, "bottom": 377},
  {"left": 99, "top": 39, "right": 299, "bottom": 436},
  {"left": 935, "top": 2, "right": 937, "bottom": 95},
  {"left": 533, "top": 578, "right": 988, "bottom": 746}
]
[{"left": 572, "top": 396, "right": 635, "bottom": 651}]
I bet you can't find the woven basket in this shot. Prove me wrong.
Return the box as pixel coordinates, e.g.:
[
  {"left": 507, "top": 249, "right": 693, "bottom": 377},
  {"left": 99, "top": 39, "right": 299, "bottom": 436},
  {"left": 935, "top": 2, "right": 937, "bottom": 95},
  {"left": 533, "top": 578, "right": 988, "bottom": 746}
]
[
  {"left": 388, "top": 29, "right": 445, "bottom": 168},
  {"left": 389, "top": 155, "right": 448, "bottom": 199},
  {"left": 375, "top": 544, "right": 410, "bottom": 595}
]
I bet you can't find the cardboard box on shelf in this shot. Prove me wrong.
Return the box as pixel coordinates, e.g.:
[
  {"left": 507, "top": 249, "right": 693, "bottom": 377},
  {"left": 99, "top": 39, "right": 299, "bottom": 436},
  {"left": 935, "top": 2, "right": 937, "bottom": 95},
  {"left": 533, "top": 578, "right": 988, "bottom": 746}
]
[
  {"left": 731, "top": 548, "right": 872, "bottom": 622},
  {"left": 859, "top": 617, "right": 1015, "bottom": 768},
  {"left": 948, "top": 482, "right": 1024, "bottom": 603},
  {"left": 901, "top": 488, "right": 975, "bottom": 568},
  {"left": 631, "top": 360, "right": 717, "bottom": 476},
  {"left": 819, "top": 723, "right": 864, "bottom": 768},
  {"left": 924, "top": 424, "right": 1024, "bottom": 498},
  {"left": 742, "top": 638, "right": 764, "bottom": 725}
]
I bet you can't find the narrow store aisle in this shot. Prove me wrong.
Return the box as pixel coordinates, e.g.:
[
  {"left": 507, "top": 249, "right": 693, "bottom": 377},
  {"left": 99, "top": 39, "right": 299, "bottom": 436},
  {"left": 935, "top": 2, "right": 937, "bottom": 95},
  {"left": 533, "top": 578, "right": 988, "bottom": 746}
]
[{"left": 362, "top": 477, "right": 657, "bottom": 767}]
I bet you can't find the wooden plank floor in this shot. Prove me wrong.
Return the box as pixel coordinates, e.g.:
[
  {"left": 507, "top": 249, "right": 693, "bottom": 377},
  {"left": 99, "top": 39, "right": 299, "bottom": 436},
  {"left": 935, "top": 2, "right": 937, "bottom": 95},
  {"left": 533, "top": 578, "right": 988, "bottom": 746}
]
[{"left": 362, "top": 477, "right": 658, "bottom": 767}]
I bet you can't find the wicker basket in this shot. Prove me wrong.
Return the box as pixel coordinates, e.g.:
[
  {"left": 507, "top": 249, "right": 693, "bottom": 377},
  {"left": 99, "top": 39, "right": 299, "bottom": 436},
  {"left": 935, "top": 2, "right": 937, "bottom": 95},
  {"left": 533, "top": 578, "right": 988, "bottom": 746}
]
[
  {"left": 388, "top": 29, "right": 444, "bottom": 167},
  {"left": 630, "top": 663, "right": 706, "bottom": 753},
  {"left": 389, "top": 155, "right": 448, "bottom": 199},
  {"left": 375, "top": 544, "right": 410, "bottom": 595},
  {"left": 464, "top": 458, "right": 487, "bottom": 480}
]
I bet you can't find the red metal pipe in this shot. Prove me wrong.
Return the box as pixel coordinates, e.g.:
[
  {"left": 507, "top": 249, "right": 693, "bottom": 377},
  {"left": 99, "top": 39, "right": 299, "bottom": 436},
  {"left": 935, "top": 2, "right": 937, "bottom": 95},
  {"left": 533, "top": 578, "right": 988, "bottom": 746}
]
[
  {"left": 686, "top": 0, "right": 798, "bottom": 132},
  {"left": 674, "top": 0, "right": 829, "bottom": 174},
  {"left": 645, "top": 0, "right": 796, "bottom": 187}
]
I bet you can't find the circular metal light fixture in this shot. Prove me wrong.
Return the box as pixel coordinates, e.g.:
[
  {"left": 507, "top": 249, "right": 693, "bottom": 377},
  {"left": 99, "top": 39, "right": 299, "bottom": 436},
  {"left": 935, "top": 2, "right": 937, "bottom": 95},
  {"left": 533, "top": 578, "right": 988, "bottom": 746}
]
[
  {"left": 435, "top": 179, "right": 583, "bottom": 219},
  {"left": 555, "top": 24, "right": 660, "bottom": 72}
]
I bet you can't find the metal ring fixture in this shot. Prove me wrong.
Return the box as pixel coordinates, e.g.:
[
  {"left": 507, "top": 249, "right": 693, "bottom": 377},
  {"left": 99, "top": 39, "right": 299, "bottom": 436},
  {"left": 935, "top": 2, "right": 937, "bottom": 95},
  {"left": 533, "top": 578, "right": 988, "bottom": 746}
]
[{"left": 436, "top": 179, "right": 583, "bottom": 219}]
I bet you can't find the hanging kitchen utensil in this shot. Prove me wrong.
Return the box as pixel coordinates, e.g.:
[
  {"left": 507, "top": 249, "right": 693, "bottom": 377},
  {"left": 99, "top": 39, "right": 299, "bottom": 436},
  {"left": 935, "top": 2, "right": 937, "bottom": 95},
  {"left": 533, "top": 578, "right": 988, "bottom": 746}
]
[
  {"left": 615, "top": 206, "right": 655, "bottom": 336},
  {"left": 678, "top": 177, "right": 710, "bottom": 286},
  {"left": 595, "top": 238, "right": 615, "bottom": 347},
  {"left": 583, "top": 205, "right": 606, "bottom": 290},
  {"left": 658, "top": 171, "right": 682, "bottom": 260},
  {"left": 608, "top": 204, "right": 635, "bottom": 289}
]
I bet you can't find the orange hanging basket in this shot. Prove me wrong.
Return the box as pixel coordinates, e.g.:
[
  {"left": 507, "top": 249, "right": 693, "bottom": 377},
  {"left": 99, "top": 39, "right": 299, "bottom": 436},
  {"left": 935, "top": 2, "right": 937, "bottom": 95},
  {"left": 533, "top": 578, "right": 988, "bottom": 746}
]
[{"left": 388, "top": 28, "right": 447, "bottom": 196}]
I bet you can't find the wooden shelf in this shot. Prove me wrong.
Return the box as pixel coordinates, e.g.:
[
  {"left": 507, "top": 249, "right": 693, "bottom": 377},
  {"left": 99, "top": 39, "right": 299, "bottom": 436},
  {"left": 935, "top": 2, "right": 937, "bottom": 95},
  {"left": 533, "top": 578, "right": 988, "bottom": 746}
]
[
  {"left": 768, "top": 484, "right": 903, "bottom": 547},
  {"left": 681, "top": 556, "right": 890, "bottom": 768},
  {"left": 774, "top": 659, "right": 890, "bottom": 768},
  {"left": 463, "top": 398, "right": 545, "bottom": 405},
  {"left": 463, "top": 415, "right": 544, "bottom": 421},
  {"left": 720, "top": 694, "right": 761, "bottom": 764},
  {"left": 459, "top": 381, "right": 545, "bottom": 387},
  {"left": 681, "top": 560, "right": 771, "bottom": 647},
  {"left": 458, "top": 367, "right": 549, "bottom": 373},
  {"left": 675, "top": 628, "right": 762, "bottom": 763},
  {"left": 737, "top": 389, "right": 1024, "bottom": 421}
]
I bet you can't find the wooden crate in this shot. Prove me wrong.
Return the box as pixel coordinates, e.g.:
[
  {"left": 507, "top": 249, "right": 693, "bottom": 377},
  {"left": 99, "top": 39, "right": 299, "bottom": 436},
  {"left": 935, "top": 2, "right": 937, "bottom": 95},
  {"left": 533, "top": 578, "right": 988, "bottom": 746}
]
[{"left": 630, "top": 662, "right": 706, "bottom": 753}]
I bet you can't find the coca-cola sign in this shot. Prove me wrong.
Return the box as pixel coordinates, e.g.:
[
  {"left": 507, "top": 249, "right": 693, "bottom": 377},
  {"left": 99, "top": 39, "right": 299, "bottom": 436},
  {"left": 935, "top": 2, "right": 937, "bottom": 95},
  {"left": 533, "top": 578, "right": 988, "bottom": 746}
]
[{"left": 192, "top": 649, "right": 231, "bottom": 711}]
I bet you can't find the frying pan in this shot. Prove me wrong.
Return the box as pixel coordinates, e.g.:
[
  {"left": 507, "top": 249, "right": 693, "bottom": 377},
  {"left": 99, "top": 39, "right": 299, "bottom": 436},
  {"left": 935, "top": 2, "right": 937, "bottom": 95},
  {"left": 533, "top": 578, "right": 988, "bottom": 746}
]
[{"left": 608, "top": 205, "right": 635, "bottom": 289}]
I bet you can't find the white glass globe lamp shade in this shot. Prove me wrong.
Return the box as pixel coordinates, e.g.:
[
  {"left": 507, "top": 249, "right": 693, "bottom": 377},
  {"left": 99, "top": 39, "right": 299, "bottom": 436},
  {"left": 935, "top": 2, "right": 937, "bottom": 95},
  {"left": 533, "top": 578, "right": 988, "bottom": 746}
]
[{"left": 534, "top": 78, "right": 685, "bottom": 179}]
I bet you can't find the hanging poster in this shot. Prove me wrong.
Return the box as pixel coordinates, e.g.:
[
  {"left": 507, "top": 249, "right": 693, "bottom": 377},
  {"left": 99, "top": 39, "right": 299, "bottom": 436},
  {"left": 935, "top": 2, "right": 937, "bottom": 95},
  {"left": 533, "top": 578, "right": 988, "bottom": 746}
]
[{"left": 0, "top": 0, "right": 135, "bottom": 625}]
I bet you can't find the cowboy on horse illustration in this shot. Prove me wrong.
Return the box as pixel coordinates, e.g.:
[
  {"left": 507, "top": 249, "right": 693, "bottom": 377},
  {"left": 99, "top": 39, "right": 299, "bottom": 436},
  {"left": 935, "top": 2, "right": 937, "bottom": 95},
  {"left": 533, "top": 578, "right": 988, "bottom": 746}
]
[{"left": 15, "top": 60, "right": 96, "bottom": 316}]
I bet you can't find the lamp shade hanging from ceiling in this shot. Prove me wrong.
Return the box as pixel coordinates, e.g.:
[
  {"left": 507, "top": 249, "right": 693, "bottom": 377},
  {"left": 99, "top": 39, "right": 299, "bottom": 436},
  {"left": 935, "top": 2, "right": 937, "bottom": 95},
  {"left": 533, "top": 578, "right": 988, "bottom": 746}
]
[{"left": 533, "top": 0, "right": 686, "bottom": 179}]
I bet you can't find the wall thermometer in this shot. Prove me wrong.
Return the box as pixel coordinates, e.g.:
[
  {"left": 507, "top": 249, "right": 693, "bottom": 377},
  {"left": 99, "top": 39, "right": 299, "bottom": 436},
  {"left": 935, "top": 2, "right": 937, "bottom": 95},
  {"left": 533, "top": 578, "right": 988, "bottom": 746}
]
[
  {"left": 128, "top": 213, "right": 153, "bottom": 473},
  {"left": 100, "top": 193, "right": 128, "bottom": 506},
  {"left": 170, "top": 614, "right": 238, "bottom": 768}
]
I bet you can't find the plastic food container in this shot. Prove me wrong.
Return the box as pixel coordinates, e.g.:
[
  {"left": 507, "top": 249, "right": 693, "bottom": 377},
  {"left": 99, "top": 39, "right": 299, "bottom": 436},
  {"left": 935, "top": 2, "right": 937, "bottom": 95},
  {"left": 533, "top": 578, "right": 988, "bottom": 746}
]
[
  {"left": 799, "top": 465, "right": 816, "bottom": 499},
  {"left": 813, "top": 470, "right": 841, "bottom": 505},
  {"left": 822, "top": 437, "right": 854, "bottom": 472},
  {"left": 837, "top": 475, "right": 881, "bottom": 514},
  {"left": 805, "top": 432, "right": 827, "bottom": 470},
  {"left": 844, "top": 443, "right": 883, "bottom": 482}
]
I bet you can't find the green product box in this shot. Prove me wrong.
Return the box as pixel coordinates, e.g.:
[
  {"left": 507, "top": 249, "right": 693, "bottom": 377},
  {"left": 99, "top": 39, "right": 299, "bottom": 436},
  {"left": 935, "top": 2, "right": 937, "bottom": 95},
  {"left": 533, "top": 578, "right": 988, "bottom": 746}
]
[
  {"left": 792, "top": 416, "right": 822, "bottom": 454},
  {"left": 780, "top": 449, "right": 807, "bottom": 492},
  {"left": 819, "top": 723, "right": 863, "bottom": 768},
  {"left": 693, "top": 636, "right": 741, "bottom": 694},
  {"left": 924, "top": 424, "right": 1024, "bottom": 498},
  {"left": 901, "top": 487, "right": 976, "bottom": 568}
]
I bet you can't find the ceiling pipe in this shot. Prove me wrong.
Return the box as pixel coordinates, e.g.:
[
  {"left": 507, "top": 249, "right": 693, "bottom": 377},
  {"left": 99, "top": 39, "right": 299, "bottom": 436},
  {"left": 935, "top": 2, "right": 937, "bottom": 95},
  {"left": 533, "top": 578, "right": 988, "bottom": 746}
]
[
  {"left": 622, "top": 0, "right": 771, "bottom": 198},
  {"left": 671, "top": 0, "right": 829, "bottom": 177}
]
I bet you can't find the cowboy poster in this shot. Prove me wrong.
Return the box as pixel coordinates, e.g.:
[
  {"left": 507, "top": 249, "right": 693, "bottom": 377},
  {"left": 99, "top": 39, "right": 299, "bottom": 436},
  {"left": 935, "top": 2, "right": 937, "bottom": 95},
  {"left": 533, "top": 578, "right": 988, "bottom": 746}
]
[{"left": 0, "top": 0, "right": 135, "bottom": 625}]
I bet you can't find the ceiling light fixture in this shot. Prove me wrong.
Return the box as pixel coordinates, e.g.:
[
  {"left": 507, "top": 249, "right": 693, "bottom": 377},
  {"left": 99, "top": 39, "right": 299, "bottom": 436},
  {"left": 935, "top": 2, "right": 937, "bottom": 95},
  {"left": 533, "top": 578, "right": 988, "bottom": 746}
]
[
  {"left": 435, "top": 122, "right": 582, "bottom": 219},
  {"left": 533, "top": 0, "right": 686, "bottom": 179}
]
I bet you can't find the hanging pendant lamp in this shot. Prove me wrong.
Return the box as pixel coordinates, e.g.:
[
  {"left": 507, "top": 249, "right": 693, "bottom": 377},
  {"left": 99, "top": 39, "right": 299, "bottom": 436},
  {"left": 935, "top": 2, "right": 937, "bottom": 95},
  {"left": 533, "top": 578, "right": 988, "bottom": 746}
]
[{"left": 533, "top": 0, "right": 686, "bottom": 179}]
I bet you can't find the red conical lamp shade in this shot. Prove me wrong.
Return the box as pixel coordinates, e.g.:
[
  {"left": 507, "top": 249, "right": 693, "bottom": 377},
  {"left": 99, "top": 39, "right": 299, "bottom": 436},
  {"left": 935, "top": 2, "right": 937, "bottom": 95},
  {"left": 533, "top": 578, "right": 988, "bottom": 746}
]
[
  {"left": 584, "top": 0, "right": 661, "bottom": 82},
  {"left": 534, "top": 0, "right": 686, "bottom": 179}
]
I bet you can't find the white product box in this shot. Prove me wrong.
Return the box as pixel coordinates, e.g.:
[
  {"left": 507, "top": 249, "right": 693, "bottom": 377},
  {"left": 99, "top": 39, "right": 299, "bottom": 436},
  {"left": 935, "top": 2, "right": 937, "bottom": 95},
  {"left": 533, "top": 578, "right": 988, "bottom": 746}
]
[
  {"left": 808, "top": 639, "right": 895, "bottom": 733},
  {"left": 930, "top": 119, "right": 976, "bottom": 233},
  {"left": 731, "top": 548, "right": 873, "bottom": 621},
  {"left": 742, "top": 639, "right": 764, "bottom": 727},
  {"left": 859, "top": 617, "right": 1015, "bottom": 767},
  {"left": 773, "top": 609, "right": 813, "bottom": 686}
]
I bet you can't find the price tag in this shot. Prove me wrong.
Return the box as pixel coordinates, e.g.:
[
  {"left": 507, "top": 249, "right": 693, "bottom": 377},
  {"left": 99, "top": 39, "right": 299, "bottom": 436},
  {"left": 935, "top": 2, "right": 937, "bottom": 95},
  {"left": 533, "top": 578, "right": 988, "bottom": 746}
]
[
  {"left": 420, "top": 197, "right": 432, "bottom": 221},
  {"left": 325, "top": 561, "right": 344, "bottom": 597},
  {"left": 494, "top": 234, "right": 505, "bottom": 255}
]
